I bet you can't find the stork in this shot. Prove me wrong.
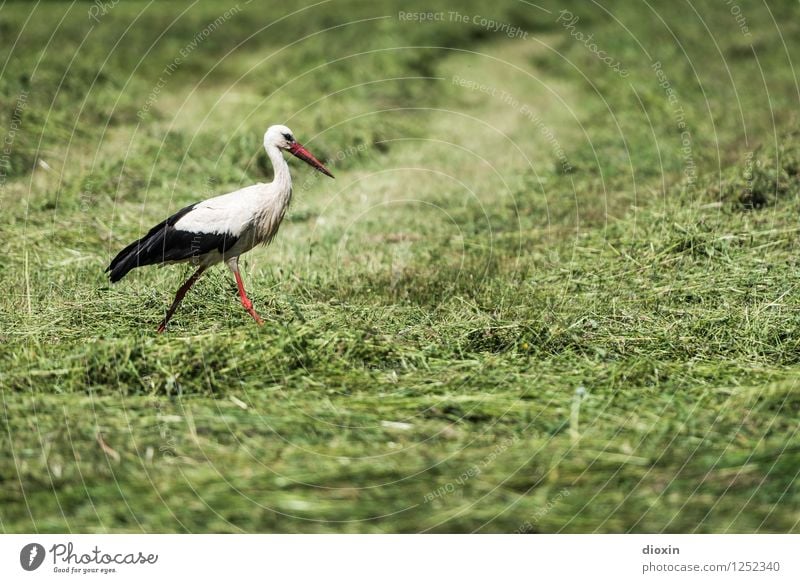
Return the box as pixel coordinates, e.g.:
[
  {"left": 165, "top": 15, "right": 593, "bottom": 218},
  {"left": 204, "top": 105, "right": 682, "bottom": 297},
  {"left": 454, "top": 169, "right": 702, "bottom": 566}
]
[{"left": 106, "top": 125, "right": 334, "bottom": 332}]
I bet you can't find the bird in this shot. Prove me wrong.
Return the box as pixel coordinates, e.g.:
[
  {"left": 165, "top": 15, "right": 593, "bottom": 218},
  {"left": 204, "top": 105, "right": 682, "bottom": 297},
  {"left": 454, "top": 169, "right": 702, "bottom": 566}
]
[{"left": 106, "top": 124, "right": 334, "bottom": 332}]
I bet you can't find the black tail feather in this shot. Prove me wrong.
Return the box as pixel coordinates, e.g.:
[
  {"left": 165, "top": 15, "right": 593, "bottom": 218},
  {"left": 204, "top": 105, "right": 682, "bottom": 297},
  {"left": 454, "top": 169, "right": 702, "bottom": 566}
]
[
  {"left": 106, "top": 204, "right": 196, "bottom": 283},
  {"left": 106, "top": 227, "right": 168, "bottom": 282}
]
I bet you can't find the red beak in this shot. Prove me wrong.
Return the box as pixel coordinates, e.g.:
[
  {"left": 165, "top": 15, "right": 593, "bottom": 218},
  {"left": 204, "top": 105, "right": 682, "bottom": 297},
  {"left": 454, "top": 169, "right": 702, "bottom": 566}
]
[{"left": 288, "top": 142, "right": 334, "bottom": 178}]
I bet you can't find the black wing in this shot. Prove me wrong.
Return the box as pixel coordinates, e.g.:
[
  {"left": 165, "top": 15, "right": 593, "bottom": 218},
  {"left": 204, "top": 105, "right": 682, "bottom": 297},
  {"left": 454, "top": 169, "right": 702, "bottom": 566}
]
[{"left": 106, "top": 203, "right": 240, "bottom": 282}]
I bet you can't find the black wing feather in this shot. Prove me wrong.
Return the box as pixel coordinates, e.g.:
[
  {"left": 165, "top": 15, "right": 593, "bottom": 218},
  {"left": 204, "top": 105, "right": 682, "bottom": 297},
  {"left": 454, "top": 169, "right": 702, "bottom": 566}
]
[{"left": 106, "top": 203, "right": 239, "bottom": 282}]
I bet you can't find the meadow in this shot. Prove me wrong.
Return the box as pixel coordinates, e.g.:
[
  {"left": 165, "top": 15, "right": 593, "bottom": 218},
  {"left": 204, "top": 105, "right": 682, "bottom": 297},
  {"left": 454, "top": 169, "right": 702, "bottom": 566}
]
[{"left": 1, "top": 0, "right": 799, "bottom": 532}]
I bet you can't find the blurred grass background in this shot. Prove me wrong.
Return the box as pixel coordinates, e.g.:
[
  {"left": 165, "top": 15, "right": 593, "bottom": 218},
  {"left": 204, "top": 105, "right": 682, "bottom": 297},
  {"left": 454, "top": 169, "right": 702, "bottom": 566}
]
[{"left": 1, "top": 0, "right": 799, "bottom": 532}]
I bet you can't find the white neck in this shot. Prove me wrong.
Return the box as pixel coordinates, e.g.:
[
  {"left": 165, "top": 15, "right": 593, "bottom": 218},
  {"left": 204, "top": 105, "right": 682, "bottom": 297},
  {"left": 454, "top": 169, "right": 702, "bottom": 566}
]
[
  {"left": 266, "top": 144, "right": 292, "bottom": 197},
  {"left": 251, "top": 144, "right": 294, "bottom": 244}
]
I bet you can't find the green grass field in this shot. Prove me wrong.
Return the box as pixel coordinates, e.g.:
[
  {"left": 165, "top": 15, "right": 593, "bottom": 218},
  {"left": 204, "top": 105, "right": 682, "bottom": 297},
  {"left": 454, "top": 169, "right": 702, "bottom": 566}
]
[{"left": 1, "top": 0, "right": 799, "bottom": 533}]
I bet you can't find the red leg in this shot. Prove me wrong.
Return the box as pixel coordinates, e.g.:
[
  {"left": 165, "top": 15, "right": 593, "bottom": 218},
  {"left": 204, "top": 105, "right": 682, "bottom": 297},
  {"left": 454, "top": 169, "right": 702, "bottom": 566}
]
[
  {"left": 157, "top": 266, "right": 205, "bottom": 333},
  {"left": 232, "top": 269, "right": 263, "bottom": 325}
]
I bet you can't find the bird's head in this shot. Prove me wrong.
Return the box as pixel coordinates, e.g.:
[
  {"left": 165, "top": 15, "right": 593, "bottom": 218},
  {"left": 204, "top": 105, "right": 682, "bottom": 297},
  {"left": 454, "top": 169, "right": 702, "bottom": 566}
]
[{"left": 264, "top": 124, "right": 334, "bottom": 178}]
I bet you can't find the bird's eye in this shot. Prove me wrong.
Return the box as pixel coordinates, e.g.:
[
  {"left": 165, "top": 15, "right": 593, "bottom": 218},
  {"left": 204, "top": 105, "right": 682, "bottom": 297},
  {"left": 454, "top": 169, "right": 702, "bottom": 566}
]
[{"left": 282, "top": 132, "right": 293, "bottom": 142}]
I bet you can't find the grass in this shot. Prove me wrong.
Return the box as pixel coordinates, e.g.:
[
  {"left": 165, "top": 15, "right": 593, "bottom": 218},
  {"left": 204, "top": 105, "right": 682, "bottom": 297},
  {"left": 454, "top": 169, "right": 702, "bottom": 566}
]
[{"left": 1, "top": 0, "right": 799, "bottom": 532}]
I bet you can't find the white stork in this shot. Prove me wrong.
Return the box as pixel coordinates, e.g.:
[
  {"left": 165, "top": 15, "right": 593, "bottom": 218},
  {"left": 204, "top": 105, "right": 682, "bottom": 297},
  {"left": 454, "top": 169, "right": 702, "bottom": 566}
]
[{"left": 106, "top": 125, "right": 334, "bottom": 332}]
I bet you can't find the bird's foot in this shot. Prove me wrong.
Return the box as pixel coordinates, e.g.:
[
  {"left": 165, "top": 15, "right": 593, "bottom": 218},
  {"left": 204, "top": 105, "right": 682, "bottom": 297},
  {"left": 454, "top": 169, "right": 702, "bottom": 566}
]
[
  {"left": 239, "top": 297, "right": 264, "bottom": 325},
  {"left": 246, "top": 308, "right": 264, "bottom": 326}
]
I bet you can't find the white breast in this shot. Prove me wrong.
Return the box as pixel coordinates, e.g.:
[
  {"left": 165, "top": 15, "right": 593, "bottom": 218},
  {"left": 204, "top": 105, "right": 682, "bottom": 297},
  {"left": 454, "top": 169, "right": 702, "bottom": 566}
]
[{"left": 173, "top": 181, "right": 293, "bottom": 249}]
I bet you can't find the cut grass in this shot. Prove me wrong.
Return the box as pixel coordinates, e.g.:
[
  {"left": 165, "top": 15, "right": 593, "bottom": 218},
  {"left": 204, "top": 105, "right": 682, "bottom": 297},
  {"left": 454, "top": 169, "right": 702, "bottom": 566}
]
[{"left": 1, "top": 0, "right": 799, "bottom": 532}]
